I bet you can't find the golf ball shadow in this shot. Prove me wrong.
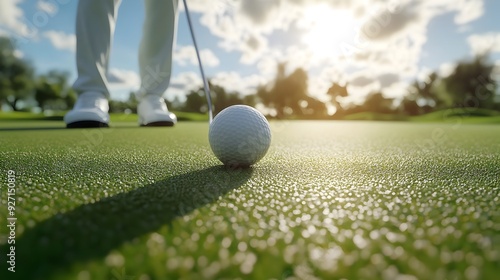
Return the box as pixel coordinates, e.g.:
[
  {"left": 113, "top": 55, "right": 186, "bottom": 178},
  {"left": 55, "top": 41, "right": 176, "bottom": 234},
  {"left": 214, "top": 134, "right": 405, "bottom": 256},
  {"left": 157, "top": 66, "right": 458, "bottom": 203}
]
[{"left": 209, "top": 105, "right": 271, "bottom": 168}]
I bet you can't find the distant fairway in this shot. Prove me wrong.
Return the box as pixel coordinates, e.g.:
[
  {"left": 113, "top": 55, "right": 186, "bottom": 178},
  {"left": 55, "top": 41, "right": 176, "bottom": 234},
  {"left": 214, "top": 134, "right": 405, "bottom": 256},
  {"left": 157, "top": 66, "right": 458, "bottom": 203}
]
[{"left": 0, "top": 120, "right": 499, "bottom": 279}]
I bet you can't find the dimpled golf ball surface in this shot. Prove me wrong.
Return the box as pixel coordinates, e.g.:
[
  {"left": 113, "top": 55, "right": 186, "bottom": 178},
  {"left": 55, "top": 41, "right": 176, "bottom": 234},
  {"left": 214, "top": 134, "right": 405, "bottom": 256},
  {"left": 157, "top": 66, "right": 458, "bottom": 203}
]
[{"left": 209, "top": 105, "right": 271, "bottom": 167}]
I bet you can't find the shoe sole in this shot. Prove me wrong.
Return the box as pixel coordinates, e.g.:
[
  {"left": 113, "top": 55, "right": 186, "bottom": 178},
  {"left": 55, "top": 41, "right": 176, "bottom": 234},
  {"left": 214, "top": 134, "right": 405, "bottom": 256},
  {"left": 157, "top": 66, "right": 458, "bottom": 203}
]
[
  {"left": 66, "top": 121, "right": 109, "bottom": 128},
  {"left": 140, "top": 121, "right": 175, "bottom": 127}
]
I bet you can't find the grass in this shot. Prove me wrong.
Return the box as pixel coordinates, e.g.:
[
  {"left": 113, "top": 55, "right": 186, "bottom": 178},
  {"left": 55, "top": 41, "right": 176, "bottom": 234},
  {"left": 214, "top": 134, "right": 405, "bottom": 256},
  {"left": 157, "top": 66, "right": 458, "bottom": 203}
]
[
  {"left": 343, "top": 112, "right": 409, "bottom": 121},
  {"left": 0, "top": 111, "right": 209, "bottom": 122},
  {"left": 2, "top": 108, "right": 500, "bottom": 124},
  {"left": 0, "top": 118, "right": 499, "bottom": 279},
  {"left": 410, "top": 108, "right": 500, "bottom": 123},
  {"left": 341, "top": 108, "right": 500, "bottom": 123}
]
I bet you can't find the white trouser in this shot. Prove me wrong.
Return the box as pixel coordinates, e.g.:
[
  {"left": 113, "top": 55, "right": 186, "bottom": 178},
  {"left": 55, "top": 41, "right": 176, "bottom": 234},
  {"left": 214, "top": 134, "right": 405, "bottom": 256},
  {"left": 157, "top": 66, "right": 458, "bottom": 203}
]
[{"left": 73, "top": 0, "right": 179, "bottom": 98}]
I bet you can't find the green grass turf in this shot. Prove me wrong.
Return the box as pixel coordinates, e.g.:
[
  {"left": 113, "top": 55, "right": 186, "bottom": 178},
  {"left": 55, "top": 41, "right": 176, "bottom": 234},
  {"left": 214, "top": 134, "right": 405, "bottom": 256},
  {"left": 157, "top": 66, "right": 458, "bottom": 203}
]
[
  {"left": 341, "top": 108, "right": 500, "bottom": 123},
  {"left": 410, "top": 108, "right": 500, "bottom": 123},
  {"left": 1, "top": 121, "right": 499, "bottom": 279},
  {"left": 3, "top": 108, "right": 500, "bottom": 124},
  {"left": 0, "top": 111, "right": 209, "bottom": 123}
]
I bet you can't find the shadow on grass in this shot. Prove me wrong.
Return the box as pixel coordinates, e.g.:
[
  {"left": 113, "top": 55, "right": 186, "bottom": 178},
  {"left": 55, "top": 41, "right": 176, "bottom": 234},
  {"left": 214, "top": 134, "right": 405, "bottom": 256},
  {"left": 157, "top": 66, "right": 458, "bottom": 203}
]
[
  {"left": 0, "top": 127, "right": 66, "bottom": 131},
  {"left": 0, "top": 116, "right": 64, "bottom": 121},
  {"left": 3, "top": 166, "right": 252, "bottom": 280},
  {"left": 0, "top": 122, "right": 192, "bottom": 131}
]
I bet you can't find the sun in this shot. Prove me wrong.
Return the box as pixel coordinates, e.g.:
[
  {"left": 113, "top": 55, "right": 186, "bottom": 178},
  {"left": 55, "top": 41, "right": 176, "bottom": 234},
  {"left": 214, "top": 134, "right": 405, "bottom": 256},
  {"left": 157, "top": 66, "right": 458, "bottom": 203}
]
[{"left": 301, "top": 5, "right": 358, "bottom": 59}]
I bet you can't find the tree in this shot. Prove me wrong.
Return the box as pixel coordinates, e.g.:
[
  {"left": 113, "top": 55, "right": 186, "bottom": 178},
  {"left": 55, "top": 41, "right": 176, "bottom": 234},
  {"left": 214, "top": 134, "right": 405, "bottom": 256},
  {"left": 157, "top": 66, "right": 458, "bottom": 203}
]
[
  {"left": 401, "top": 98, "right": 421, "bottom": 116},
  {"left": 65, "top": 89, "right": 77, "bottom": 109},
  {"left": 258, "top": 63, "right": 314, "bottom": 118},
  {"left": 401, "top": 72, "right": 442, "bottom": 116},
  {"left": 109, "top": 99, "right": 127, "bottom": 113},
  {"left": 182, "top": 82, "right": 256, "bottom": 114},
  {"left": 327, "top": 82, "right": 349, "bottom": 109},
  {"left": 0, "top": 37, "right": 34, "bottom": 111},
  {"left": 183, "top": 89, "right": 206, "bottom": 113},
  {"left": 415, "top": 72, "right": 438, "bottom": 100},
  {"left": 167, "top": 95, "right": 183, "bottom": 111},
  {"left": 242, "top": 93, "right": 257, "bottom": 108},
  {"left": 34, "top": 76, "right": 61, "bottom": 111},
  {"left": 34, "top": 70, "right": 76, "bottom": 111},
  {"left": 442, "top": 54, "right": 497, "bottom": 109},
  {"left": 108, "top": 92, "right": 141, "bottom": 113},
  {"left": 301, "top": 96, "right": 328, "bottom": 119},
  {"left": 363, "top": 92, "right": 394, "bottom": 114},
  {"left": 211, "top": 83, "right": 244, "bottom": 115},
  {"left": 126, "top": 92, "right": 138, "bottom": 113}
]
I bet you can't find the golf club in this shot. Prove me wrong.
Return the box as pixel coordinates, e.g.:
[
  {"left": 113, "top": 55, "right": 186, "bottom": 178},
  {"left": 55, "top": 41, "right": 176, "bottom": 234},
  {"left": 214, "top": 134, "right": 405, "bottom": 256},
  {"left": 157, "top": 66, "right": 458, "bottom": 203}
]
[{"left": 182, "top": 0, "right": 213, "bottom": 123}]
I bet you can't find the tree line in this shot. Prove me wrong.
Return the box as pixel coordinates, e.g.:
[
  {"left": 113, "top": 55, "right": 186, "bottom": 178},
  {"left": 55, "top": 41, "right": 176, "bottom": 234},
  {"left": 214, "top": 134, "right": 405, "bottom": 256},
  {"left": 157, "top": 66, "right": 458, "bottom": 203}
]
[
  {"left": 0, "top": 37, "right": 77, "bottom": 112},
  {"left": 181, "top": 54, "right": 499, "bottom": 119},
  {"left": 1, "top": 36, "right": 499, "bottom": 118}
]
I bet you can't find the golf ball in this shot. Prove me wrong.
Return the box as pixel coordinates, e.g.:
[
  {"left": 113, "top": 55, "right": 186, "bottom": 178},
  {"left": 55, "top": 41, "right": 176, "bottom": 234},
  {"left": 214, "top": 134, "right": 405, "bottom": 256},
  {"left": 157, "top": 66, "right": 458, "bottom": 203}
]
[{"left": 209, "top": 105, "right": 271, "bottom": 167}]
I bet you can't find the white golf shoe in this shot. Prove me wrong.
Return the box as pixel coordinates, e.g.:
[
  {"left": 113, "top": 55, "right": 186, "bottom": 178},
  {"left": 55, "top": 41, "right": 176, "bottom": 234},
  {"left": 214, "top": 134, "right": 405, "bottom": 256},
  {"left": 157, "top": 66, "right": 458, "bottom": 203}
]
[
  {"left": 137, "top": 95, "right": 177, "bottom": 126},
  {"left": 64, "top": 92, "right": 110, "bottom": 128}
]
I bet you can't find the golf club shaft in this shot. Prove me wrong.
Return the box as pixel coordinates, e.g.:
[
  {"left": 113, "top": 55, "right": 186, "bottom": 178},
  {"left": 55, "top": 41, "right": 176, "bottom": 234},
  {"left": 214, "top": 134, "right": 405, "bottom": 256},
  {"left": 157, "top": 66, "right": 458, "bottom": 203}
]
[{"left": 182, "top": 0, "right": 213, "bottom": 123}]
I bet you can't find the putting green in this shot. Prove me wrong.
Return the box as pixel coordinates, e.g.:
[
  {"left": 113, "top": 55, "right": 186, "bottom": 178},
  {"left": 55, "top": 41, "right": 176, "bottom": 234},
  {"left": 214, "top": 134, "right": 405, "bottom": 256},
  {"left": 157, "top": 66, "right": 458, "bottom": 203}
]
[{"left": 0, "top": 121, "right": 499, "bottom": 280}]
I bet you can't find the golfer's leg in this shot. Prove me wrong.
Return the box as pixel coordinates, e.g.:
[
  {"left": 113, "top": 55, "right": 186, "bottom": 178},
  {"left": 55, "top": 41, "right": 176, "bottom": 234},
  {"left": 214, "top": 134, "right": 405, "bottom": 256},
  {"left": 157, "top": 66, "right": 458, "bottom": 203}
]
[
  {"left": 136, "top": 0, "right": 179, "bottom": 126},
  {"left": 65, "top": 0, "right": 121, "bottom": 128},
  {"left": 138, "top": 0, "right": 179, "bottom": 97},
  {"left": 73, "top": 0, "right": 122, "bottom": 98}
]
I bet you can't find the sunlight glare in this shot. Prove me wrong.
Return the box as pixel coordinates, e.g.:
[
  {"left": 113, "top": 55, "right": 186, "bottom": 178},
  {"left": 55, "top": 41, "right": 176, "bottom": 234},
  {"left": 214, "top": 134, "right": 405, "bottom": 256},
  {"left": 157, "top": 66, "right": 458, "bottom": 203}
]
[{"left": 302, "top": 5, "right": 357, "bottom": 59}]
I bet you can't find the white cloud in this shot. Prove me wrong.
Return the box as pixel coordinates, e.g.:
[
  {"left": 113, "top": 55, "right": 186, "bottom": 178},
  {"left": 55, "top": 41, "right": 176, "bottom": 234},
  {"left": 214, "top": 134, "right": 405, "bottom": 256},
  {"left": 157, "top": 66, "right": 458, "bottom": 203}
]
[
  {"left": 378, "top": 73, "right": 400, "bottom": 88},
  {"left": 438, "top": 62, "right": 457, "bottom": 78},
  {"left": 174, "top": 45, "right": 220, "bottom": 67},
  {"left": 13, "top": 49, "right": 24, "bottom": 59},
  {"left": 105, "top": 68, "right": 141, "bottom": 100},
  {"left": 166, "top": 71, "right": 204, "bottom": 100},
  {"left": 340, "top": 69, "right": 407, "bottom": 103},
  {"left": 383, "top": 81, "right": 411, "bottom": 100},
  {"left": 1, "top": 0, "right": 73, "bottom": 41},
  {"left": 417, "top": 67, "right": 433, "bottom": 82},
  {"left": 350, "top": 75, "right": 374, "bottom": 87},
  {"left": 238, "top": 33, "right": 268, "bottom": 64},
  {"left": 0, "top": 0, "right": 23, "bottom": 28},
  {"left": 308, "top": 65, "right": 349, "bottom": 100},
  {"left": 37, "top": 0, "right": 58, "bottom": 16},
  {"left": 168, "top": 0, "right": 494, "bottom": 107},
  {"left": 191, "top": 0, "right": 484, "bottom": 66},
  {"left": 239, "top": 0, "right": 281, "bottom": 28},
  {"left": 0, "top": 0, "right": 32, "bottom": 38},
  {"left": 254, "top": 47, "right": 315, "bottom": 79},
  {"left": 359, "top": 1, "right": 421, "bottom": 42},
  {"left": 190, "top": 0, "right": 301, "bottom": 64},
  {"left": 211, "top": 71, "right": 268, "bottom": 95},
  {"left": 170, "top": 71, "right": 202, "bottom": 89},
  {"left": 42, "top": 30, "right": 76, "bottom": 52},
  {"left": 452, "top": 0, "right": 484, "bottom": 25},
  {"left": 166, "top": 71, "right": 269, "bottom": 102},
  {"left": 345, "top": 82, "right": 380, "bottom": 105},
  {"left": 468, "top": 32, "right": 500, "bottom": 55},
  {"left": 108, "top": 68, "right": 141, "bottom": 88},
  {"left": 256, "top": 53, "right": 279, "bottom": 77}
]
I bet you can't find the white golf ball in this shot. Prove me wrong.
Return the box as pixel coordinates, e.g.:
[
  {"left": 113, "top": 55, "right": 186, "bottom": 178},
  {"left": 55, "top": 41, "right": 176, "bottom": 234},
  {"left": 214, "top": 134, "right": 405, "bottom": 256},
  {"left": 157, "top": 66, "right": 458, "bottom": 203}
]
[{"left": 209, "top": 105, "right": 271, "bottom": 167}]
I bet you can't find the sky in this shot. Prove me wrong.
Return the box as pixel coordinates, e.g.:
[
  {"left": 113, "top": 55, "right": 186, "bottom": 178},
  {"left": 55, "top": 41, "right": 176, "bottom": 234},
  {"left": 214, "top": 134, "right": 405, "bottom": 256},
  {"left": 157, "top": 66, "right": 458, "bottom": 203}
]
[{"left": 1, "top": 0, "right": 500, "bottom": 108}]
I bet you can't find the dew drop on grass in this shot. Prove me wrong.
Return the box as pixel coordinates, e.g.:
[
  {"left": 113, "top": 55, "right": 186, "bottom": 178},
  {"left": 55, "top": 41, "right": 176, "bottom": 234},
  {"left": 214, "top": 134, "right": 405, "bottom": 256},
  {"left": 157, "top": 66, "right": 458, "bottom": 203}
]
[
  {"left": 166, "top": 258, "right": 179, "bottom": 270},
  {"left": 240, "top": 252, "right": 257, "bottom": 274},
  {"left": 221, "top": 237, "right": 232, "bottom": 248},
  {"left": 182, "top": 256, "right": 195, "bottom": 270},
  {"left": 237, "top": 241, "right": 248, "bottom": 252},
  {"left": 105, "top": 252, "right": 125, "bottom": 267}
]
